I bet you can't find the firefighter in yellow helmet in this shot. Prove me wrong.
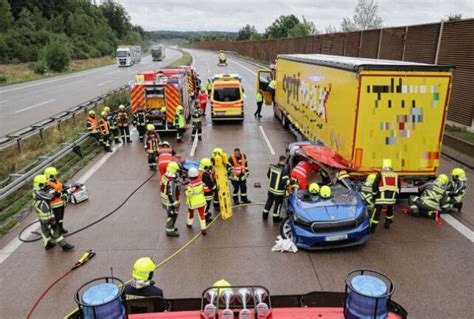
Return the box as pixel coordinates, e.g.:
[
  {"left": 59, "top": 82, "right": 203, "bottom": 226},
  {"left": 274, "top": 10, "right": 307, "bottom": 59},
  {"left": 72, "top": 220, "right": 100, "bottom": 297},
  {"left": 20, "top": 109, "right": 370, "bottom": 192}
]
[
  {"left": 99, "top": 111, "right": 113, "bottom": 152},
  {"left": 44, "top": 167, "right": 68, "bottom": 234},
  {"left": 174, "top": 105, "right": 185, "bottom": 143},
  {"left": 103, "top": 106, "right": 121, "bottom": 145},
  {"left": 117, "top": 104, "right": 132, "bottom": 144},
  {"left": 409, "top": 174, "right": 448, "bottom": 219},
  {"left": 86, "top": 110, "right": 100, "bottom": 144},
  {"left": 32, "top": 175, "right": 74, "bottom": 251},
  {"left": 371, "top": 159, "right": 399, "bottom": 233},
  {"left": 133, "top": 105, "right": 148, "bottom": 143},
  {"left": 123, "top": 257, "right": 164, "bottom": 299},
  {"left": 199, "top": 158, "right": 217, "bottom": 223},
  {"left": 360, "top": 174, "right": 377, "bottom": 216},
  {"left": 161, "top": 162, "right": 181, "bottom": 237},
  {"left": 442, "top": 168, "right": 467, "bottom": 213},
  {"left": 185, "top": 167, "right": 208, "bottom": 235},
  {"left": 145, "top": 124, "right": 160, "bottom": 171}
]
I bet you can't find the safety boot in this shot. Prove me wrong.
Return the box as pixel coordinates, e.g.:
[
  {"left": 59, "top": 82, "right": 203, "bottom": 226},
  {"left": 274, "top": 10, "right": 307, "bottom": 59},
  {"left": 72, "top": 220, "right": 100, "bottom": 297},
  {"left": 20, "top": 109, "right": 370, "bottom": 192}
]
[
  {"left": 62, "top": 243, "right": 75, "bottom": 251},
  {"left": 201, "top": 229, "right": 207, "bottom": 236},
  {"left": 205, "top": 213, "right": 214, "bottom": 224},
  {"left": 273, "top": 216, "right": 282, "bottom": 223},
  {"left": 45, "top": 242, "right": 56, "bottom": 250},
  {"left": 59, "top": 224, "right": 68, "bottom": 234},
  {"left": 166, "top": 229, "right": 179, "bottom": 237},
  {"left": 384, "top": 221, "right": 391, "bottom": 229},
  {"left": 262, "top": 212, "right": 269, "bottom": 221}
]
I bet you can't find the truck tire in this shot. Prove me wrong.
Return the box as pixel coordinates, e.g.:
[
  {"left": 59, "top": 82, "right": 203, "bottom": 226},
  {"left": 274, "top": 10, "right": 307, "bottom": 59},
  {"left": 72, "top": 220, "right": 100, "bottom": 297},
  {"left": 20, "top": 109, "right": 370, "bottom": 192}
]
[{"left": 281, "top": 114, "right": 289, "bottom": 129}]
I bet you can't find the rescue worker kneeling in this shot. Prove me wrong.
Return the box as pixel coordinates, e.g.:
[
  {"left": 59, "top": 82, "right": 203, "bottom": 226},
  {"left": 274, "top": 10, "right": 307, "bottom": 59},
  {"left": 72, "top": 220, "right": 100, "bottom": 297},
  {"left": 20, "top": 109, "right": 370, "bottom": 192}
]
[
  {"left": 161, "top": 162, "right": 181, "bottom": 237},
  {"left": 263, "top": 155, "right": 289, "bottom": 223},
  {"left": 442, "top": 168, "right": 467, "bottom": 213},
  {"left": 123, "top": 257, "right": 164, "bottom": 299},
  {"left": 409, "top": 174, "right": 448, "bottom": 218},
  {"left": 33, "top": 175, "right": 74, "bottom": 251},
  {"left": 185, "top": 167, "right": 208, "bottom": 235}
]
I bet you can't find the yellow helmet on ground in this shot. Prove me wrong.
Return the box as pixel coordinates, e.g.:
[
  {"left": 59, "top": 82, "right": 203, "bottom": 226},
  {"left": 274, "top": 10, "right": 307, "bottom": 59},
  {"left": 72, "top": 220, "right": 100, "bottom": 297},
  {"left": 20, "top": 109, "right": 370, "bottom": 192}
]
[
  {"left": 167, "top": 162, "right": 180, "bottom": 174},
  {"left": 88, "top": 110, "right": 95, "bottom": 116},
  {"left": 308, "top": 183, "right": 320, "bottom": 195},
  {"left": 382, "top": 159, "right": 392, "bottom": 170},
  {"left": 33, "top": 175, "right": 48, "bottom": 189},
  {"left": 119, "top": 104, "right": 125, "bottom": 110},
  {"left": 436, "top": 174, "right": 449, "bottom": 185},
  {"left": 132, "top": 257, "right": 156, "bottom": 281},
  {"left": 451, "top": 168, "right": 466, "bottom": 181},
  {"left": 101, "top": 111, "right": 107, "bottom": 117},
  {"left": 212, "top": 148, "right": 223, "bottom": 157},
  {"left": 200, "top": 158, "right": 212, "bottom": 169},
  {"left": 366, "top": 173, "right": 377, "bottom": 185},
  {"left": 44, "top": 167, "right": 58, "bottom": 179},
  {"left": 320, "top": 186, "right": 332, "bottom": 199},
  {"left": 103, "top": 106, "right": 111, "bottom": 113},
  {"left": 146, "top": 124, "right": 155, "bottom": 131}
]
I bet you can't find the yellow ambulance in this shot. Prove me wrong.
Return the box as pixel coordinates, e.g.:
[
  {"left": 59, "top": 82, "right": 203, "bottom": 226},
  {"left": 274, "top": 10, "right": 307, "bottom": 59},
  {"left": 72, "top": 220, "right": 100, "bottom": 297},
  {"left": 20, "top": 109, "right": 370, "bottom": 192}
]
[{"left": 211, "top": 74, "right": 244, "bottom": 122}]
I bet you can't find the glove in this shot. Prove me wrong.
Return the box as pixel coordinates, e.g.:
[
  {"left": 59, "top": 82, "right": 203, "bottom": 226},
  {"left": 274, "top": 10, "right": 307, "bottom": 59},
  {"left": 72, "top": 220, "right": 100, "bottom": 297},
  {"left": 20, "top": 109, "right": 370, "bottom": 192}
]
[{"left": 49, "top": 217, "right": 56, "bottom": 225}]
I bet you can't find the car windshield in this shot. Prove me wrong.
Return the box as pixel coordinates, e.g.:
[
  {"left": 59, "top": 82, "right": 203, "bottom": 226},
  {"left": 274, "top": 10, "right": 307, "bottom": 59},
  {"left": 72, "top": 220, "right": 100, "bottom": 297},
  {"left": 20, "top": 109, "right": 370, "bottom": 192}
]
[
  {"left": 117, "top": 50, "right": 129, "bottom": 57},
  {"left": 213, "top": 87, "right": 241, "bottom": 102}
]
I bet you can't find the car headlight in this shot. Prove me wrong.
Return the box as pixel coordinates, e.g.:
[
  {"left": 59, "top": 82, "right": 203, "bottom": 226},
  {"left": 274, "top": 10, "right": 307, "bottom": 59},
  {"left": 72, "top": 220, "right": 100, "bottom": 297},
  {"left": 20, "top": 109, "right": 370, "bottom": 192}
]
[{"left": 293, "top": 213, "right": 312, "bottom": 227}]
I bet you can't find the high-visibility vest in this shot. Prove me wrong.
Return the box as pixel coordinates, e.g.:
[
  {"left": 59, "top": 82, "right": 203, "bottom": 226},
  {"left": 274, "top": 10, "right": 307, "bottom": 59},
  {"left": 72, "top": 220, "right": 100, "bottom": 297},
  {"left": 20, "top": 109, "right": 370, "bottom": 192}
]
[
  {"left": 48, "top": 179, "right": 64, "bottom": 208},
  {"left": 33, "top": 190, "right": 54, "bottom": 221},
  {"left": 185, "top": 179, "right": 206, "bottom": 209},
  {"left": 231, "top": 154, "right": 247, "bottom": 177},
  {"left": 378, "top": 171, "right": 399, "bottom": 193},
  {"left": 256, "top": 92, "right": 263, "bottom": 102},
  {"left": 146, "top": 133, "right": 159, "bottom": 153},
  {"left": 157, "top": 147, "right": 173, "bottom": 166},
  {"left": 99, "top": 118, "right": 110, "bottom": 133},
  {"left": 175, "top": 113, "right": 185, "bottom": 128},
  {"left": 87, "top": 116, "right": 98, "bottom": 133},
  {"left": 117, "top": 111, "right": 129, "bottom": 127},
  {"left": 206, "top": 82, "right": 212, "bottom": 90},
  {"left": 160, "top": 175, "right": 180, "bottom": 207},
  {"left": 268, "top": 80, "right": 276, "bottom": 90},
  {"left": 360, "top": 182, "right": 375, "bottom": 208},
  {"left": 421, "top": 182, "right": 446, "bottom": 210}
]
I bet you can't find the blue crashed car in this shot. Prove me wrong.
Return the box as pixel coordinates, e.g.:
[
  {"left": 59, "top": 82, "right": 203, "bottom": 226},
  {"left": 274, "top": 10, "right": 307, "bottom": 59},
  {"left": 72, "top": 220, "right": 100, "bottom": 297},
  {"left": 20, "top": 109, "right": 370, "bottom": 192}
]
[{"left": 280, "top": 142, "right": 370, "bottom": 250}]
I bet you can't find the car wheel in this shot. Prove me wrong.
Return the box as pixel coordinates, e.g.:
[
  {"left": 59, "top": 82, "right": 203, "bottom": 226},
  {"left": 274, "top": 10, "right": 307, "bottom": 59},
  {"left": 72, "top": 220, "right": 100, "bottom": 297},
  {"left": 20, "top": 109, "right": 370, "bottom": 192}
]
[{"left": 280, "top": 217, "right": 294, "bottom": 240}]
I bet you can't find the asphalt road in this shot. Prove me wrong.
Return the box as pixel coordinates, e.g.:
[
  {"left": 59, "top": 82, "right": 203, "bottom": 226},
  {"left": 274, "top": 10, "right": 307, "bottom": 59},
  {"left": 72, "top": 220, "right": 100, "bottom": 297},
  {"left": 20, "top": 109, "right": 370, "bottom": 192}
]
[
  {"left": 0, "top": 49, "right": 472, "bottom": 318},
  {"left": 0, "top": 49, "right": 182, "bottom": 136}
]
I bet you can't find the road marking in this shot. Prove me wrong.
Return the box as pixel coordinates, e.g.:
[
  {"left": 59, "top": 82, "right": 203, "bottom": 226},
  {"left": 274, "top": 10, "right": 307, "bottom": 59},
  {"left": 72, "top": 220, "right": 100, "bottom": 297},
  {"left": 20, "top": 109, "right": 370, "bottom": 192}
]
[
  {"left": 258, "top": 125, "right": 276, "bottom": 155},
  {"left": 15, "top": 99, "right": 55, "bottom": 113},
  {"left": 189, "top": 134, "right": 199, "bottom": 157},
  {"left": 443, "top": 215, "right": 474, "bottom": 242},
  {"left": 104, "top": 70, "right": 118, "bottom": 75},
  {"left": 0, "top": 99, "right": 9, "bottom": 104},
  {"left": 190, "top": 54, "right": 195, "bottom": 67},
  {"left": 96, "top": 80, "right": 113, "bottom": 87},
  {"left": 231, "top": 59, "right": 257, "bottom": 76}
]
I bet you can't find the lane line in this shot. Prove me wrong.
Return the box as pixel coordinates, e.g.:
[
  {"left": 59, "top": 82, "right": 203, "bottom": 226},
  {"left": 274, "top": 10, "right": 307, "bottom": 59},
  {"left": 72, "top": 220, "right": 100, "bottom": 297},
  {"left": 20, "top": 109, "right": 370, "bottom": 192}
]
[
  {"left": 15, "top": 99, "right": 55, "bottom": 113},
  {"left": 258, "top": 125, "right": 276, "bottom": 155},
  {"left": 443, "top": 214, "right": 474, "bottom": 242},
  {"left": 190, "top": 54, "right": 195, "bottom": 67},
  {"left": 230, "top": 59, "right": 258, "bottom": 76},
  {"left": 96, "top": 80, "right": 113, "bottom": 87},
  {"left": 0, "top": 99, "right": 9, "bottom": 104},
  {"left": 189, "top": 134, "right": 199, "bottom": 157},
  {"left": 104, "top": 70, "right": 118, "bottom": 75}
]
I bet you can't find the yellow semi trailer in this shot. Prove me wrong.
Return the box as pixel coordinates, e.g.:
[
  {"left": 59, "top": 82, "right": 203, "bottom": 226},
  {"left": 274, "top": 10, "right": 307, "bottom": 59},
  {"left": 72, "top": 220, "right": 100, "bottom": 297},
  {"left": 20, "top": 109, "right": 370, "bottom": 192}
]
[{"left": 257, "top": 54, "right": 454, "bottom": 190}]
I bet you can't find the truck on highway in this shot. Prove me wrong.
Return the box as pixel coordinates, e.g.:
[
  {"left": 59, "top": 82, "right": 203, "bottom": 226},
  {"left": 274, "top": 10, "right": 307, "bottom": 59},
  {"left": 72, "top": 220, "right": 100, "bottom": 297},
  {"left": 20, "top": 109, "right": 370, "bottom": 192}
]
[
  {"left": 130, "top": 68, "right": 191, "bottom": 131},
  {"left": 116, "top": 45, "right": 141, "bottom": 66},
  {"left": 151, "top": 45, "right": 166, "bottom": 61},
  {"left": 257, "top": 54, "right": 454, "bottom": 190},
  {"left": 211, "top": 74, "right": 244, "bottom": 122}
]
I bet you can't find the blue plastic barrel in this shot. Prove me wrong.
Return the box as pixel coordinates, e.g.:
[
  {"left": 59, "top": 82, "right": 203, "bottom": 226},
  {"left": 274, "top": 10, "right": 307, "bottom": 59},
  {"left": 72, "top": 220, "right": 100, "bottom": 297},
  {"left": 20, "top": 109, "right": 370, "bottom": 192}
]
[
  {"left": 81, "top": 283, "right": 125, "bottom": 319},
  {"left": 346, "top": 275, "right": 389, "bottom": 319}
]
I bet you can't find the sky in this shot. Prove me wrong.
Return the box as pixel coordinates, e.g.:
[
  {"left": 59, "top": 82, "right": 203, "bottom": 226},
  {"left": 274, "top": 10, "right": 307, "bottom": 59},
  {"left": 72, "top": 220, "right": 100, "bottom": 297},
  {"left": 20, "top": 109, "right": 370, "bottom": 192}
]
[{"left": 112, "top": 0, "right": 474, "bottom": 32}]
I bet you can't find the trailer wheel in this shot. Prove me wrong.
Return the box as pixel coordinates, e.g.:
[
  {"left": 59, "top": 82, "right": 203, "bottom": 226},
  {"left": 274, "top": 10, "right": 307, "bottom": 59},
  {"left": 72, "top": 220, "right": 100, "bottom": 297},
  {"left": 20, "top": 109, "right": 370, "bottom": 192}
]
[{"left": 281, "top": 115, "right": 289, "bottom": 129}]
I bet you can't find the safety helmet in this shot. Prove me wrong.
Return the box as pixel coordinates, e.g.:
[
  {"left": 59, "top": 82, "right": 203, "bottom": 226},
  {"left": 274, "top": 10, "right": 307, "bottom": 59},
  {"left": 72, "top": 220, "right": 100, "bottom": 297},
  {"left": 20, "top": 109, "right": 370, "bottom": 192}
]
[
  {"left": 103, "top": 106, "right": 111, "bottom": 113},
  {"left": 101, "top": 111, "right": 107, "bottom": 117},
  {"left": 320, "top": 186, "right": 332, "bottom": 199},
  {"left": 88, "top": 110, "right": 95, "bottom": 116},
  {"left": 366, "top": 173, "right": 377, "bottom": 185},
  {"left": 212, "top": 147, "right": 223, "bottom": 157},
  {"left": 167, "top": 162, "right": 180, "bottom": 174},
  {"left": 160, "top": 107, "right": 166, "bottom": 113},
  {"left": 176, "top": 105, "right": 183, "bottom": 112},
  {"left": 213, "top": 279, "right": 231, "bottom": 294},
  {"left": 201, "top": 87, "right": 206, "bottom": 92},
  {"left": 200, "top": 158, "right": 212, "bottom": 170},
  {"left": 382, "top": 159, "right": 392, "bottom": 170},
  {"left": 161, "top": 141, "right": 170, "bottom": 148},
  {"left": 188, "top": 167, "right": 199, "bottom": 178},
  {"left": 118, "top": 104, "right": 125, "bottom": 110},
  {"left": 338, "top": 170, "right": 349, "bottom": 180},
  {"left": 451, "top": 168, "right": 466, "bottom": 181},
  {"left": 132, "top": 257, "right": 156, "bottom": 281},
  {"left": 33, "top": 175, "right": 48, "bottom": 189},
  {"left": 436, "top": 174, "right": 449, "bottom": 185},
  {"left": 146, "top": 124, "right": 155, "bottom": 131},
  {"left": 44, "top": 167, "right": 58, "bottom": 179},
  {"left": 308, "top": 183, "right": 320, "bottom": 195}
]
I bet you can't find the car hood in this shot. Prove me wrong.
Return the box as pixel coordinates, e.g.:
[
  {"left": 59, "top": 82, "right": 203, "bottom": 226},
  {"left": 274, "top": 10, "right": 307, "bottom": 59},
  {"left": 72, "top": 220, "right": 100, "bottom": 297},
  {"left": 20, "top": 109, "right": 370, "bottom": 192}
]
[{"left": 296, "top": 194, "right": 359, "bottom": 222}]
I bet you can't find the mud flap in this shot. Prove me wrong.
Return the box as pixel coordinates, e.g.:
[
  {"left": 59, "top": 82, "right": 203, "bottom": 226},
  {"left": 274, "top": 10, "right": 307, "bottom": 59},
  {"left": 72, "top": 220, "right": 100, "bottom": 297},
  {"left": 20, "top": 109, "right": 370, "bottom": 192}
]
[{"left": 212, "top": 153, "right": 232, "bottom": 220}]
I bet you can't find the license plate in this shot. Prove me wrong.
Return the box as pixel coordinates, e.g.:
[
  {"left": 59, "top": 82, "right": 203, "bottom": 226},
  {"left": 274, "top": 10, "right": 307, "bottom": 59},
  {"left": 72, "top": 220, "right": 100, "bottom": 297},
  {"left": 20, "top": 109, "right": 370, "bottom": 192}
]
[{"left": 325, "top": 234, "right": 348, "bottom": 242}]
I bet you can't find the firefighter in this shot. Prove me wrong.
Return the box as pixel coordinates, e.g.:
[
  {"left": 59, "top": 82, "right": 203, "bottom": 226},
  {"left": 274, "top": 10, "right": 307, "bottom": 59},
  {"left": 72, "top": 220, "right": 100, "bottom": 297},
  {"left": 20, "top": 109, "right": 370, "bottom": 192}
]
[
  {"left": 409, "top": 174, "right": 448, "bottom": 218},
  {"left": 99, "top": 111, "right": 112, "bottom": 152},
  {"left": 174, "top": 105, "right": 185, "bottom": 143},
  {"left": 442, "top": 168, "right": 467, "bottom": 213},
  {"left": 86, "top": 110, "right": 100, "bottom": 143},
  {"left": 197, "top": 87, "right": 208, "bottom": 114},
  {"left": 32, "top": 175, "right": 74, "bottom": 251},
  {"left": 268, "top": 78, "right": 276, "bottom": 104},
  {"left": 185, "top": 167, "right": 208, "bottom": 235},
  {"left": 263, "top": 155, "right": 289, "bottom": 223},
  {"left": 371, "top": 159, "right": 399, "bottom": 233},
  {"left": 44, "top": 167, "right": 68, "bottom": 234},
  {"left": 254, "top": 89, "right": 264, "bottom": 118},
  {"left": 133, "top": 106, "right": 148, "bottom": 143},
  {"left": 228, "top": 148, "right": 251, "bottom": 205},
  {"left": 123, "top": 257, "right": 164, "bottom": 299},
  {"left": 117, "top": 104, "right": 132, "bottom": 143},
  {"left": 290, "top": 161, "right": 311, "bottom": 190},
  {"left": 206, "top": 79, "right": 212, "bottom": 96},
  {"left": 161, "top": 162, "right": 181, "bottom": 237},
  {"left": 360, "top": 174, "right": 377, "bottom": 216},
  {"left": 320, "top": 185, "right": 332, "bottom": 199},
  {"left": 145, "top": 124, "right": 160, "bottom": 171},
  {"left": 157, "top": 141, "right": 175, "bottom": 176},
  {"left": 104, "top": 106, "right": 121, "bottom": 144},
  {"left": 191, "top": 107, "right": 203, "bottom": 141},
  {"left": 199, "top": 158, "right": 216, "bottom": 223}
]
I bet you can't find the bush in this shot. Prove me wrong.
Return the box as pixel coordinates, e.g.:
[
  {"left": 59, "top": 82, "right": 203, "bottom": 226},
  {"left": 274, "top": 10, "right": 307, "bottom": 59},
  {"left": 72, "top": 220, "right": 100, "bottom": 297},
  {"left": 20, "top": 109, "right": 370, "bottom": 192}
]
[
  {"left": 0, "top": 75, "right": 7, "bottom": 83},
  {"left": 28, "top": 60, "right": 48, "bottom": 74},
  {"left": 44, "top": 41, "right": 70, "bottom": 72}
]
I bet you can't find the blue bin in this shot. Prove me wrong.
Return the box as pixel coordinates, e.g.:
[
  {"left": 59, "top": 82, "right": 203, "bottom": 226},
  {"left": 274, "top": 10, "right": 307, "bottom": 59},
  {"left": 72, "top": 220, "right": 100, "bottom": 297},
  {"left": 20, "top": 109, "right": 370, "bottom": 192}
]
[
  {"left": 346, "top": 275, "right": 388, "bottom": 319},
  {"left": 81, "top": 283, "right": 125, "bottom": 319}
]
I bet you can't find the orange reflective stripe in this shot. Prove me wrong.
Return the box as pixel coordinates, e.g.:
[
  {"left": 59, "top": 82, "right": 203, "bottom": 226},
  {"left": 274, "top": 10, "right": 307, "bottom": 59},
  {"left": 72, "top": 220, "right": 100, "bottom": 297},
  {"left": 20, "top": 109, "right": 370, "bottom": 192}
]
[
  {"left": 99, "top": 118, "right": 110, "bottom": 133},
  {"left": 232, "top": 155, "right": 246, "bottom": 176},
  {"left": 87, "top": 117, "right": 98, "bottom": 130},
  {"left": 48, "top": 180, "right": 64, "bottom": 205}
]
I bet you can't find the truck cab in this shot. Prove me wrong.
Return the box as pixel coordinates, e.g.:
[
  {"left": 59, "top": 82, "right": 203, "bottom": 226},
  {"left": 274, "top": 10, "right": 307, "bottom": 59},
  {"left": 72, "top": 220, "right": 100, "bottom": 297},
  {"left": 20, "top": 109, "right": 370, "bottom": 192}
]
[
  {"left": 116, "top": 47, "right": 133, "bottom": 67},
  {"left": 210, "top": 74, "right": 244, "bottom": 122},
  {"left": 152, "top": 45, "right": 166, "bottom": 61}
]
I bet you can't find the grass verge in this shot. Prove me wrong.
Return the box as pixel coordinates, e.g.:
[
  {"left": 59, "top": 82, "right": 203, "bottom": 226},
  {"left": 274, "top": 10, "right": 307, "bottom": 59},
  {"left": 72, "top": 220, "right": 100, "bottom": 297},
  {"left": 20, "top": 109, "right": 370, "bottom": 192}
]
[
  {"left": 166, "top": 50, "right": 192, "bottom": 68},
  {"left": 445, "top": 125, "right": 474, "bottom": 144},
  {"left": 0, "top": 56, "right": 115, "bottom": 87}
]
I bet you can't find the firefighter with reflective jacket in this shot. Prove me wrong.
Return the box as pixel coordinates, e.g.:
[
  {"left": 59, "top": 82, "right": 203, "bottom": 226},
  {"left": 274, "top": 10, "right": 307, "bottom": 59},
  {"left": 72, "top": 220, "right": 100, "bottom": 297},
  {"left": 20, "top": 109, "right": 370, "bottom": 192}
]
[
  {"left": 206, "top": 79, "right": 212, "bottom": 96},
  {"left": 199, "top": 158, "right": 216, "bottom": 223},
  {"left": 44, "top": 167, "right": 68, "bottom": 234},
  {"left": 103, "top": 106, "right": 121, "bottom": 144},
  {"left": 87, "top": 110, "right": 100, "bottom": 143},
  {"left": 174, "top": 105, "right": 185, "bottom": 143},
  {"left": 228, "top": 148, "right": 251, "bottom": 205},
  {"left": 133, "top": 106, "right": 148, "bottom": 143},
  {"left": 442, "top": 168, "right": 467, "bottom": 213},
  {"left": 371, "top": 159, "right": 399, "bottom": 233},
  {"left": 185, "top": 167, "right": 208, "bottom": 235},
  {"left": 191, "top": 107, "right": 202, "bottom": 141},
  {"left": 161, "top": 162, "right": 181, "bottom": 237},
  {"left": 32, "top": 175, "right": 74, "bottom": 251},
  {"left": 123, "top": 257, "right": 164, "bottom": 299},
  {"left": 157, "top": 141, "right": 176, "bottom": 176},
  {"left": 409, "top": 174, "right": 448, "bottom": 218},
  {"left": 360, "top": 174, "right": 377, "bottom": 216},
  {"left": 197, "top": 88, "right": 208, "bottom": 114},
  {"left": 263, "top": 155, "right": 289, "bottom": 223},
  {"left": 145, "top": 124, "right": 160, "bottom": 171},
  {"left": 99, "top": 111, "right": 112, "bottom": 152},
  {"left": 117, "top": 104, "right": 132, "bottom": 143}
]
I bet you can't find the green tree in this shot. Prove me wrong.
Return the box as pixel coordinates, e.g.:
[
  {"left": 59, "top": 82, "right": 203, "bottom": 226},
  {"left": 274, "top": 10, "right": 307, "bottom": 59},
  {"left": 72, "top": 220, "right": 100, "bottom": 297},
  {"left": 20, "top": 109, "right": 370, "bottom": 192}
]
[
  {"left": 44, "top": 40, "right": 70, "bottom": 72},
  {"left": 100, "top": 0, "right": 131, "bottom": 39},
  {"left": 341, "top": 0, "right": 383, "bottom": 31},
  {"left": 444, "top": 14, "right": 462, "bottom": 22},
  {"left": 265, "top": 15, "right": 300, "bottom": 38},
  {"left": 0, "top": 0, "right": 13, "bottom": 30},
  {"left": 236, "top": 24, "right": 258, "bottom": 41},
  {"left": 288, "top": 16, "right": 317, "bottom": 37}
]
